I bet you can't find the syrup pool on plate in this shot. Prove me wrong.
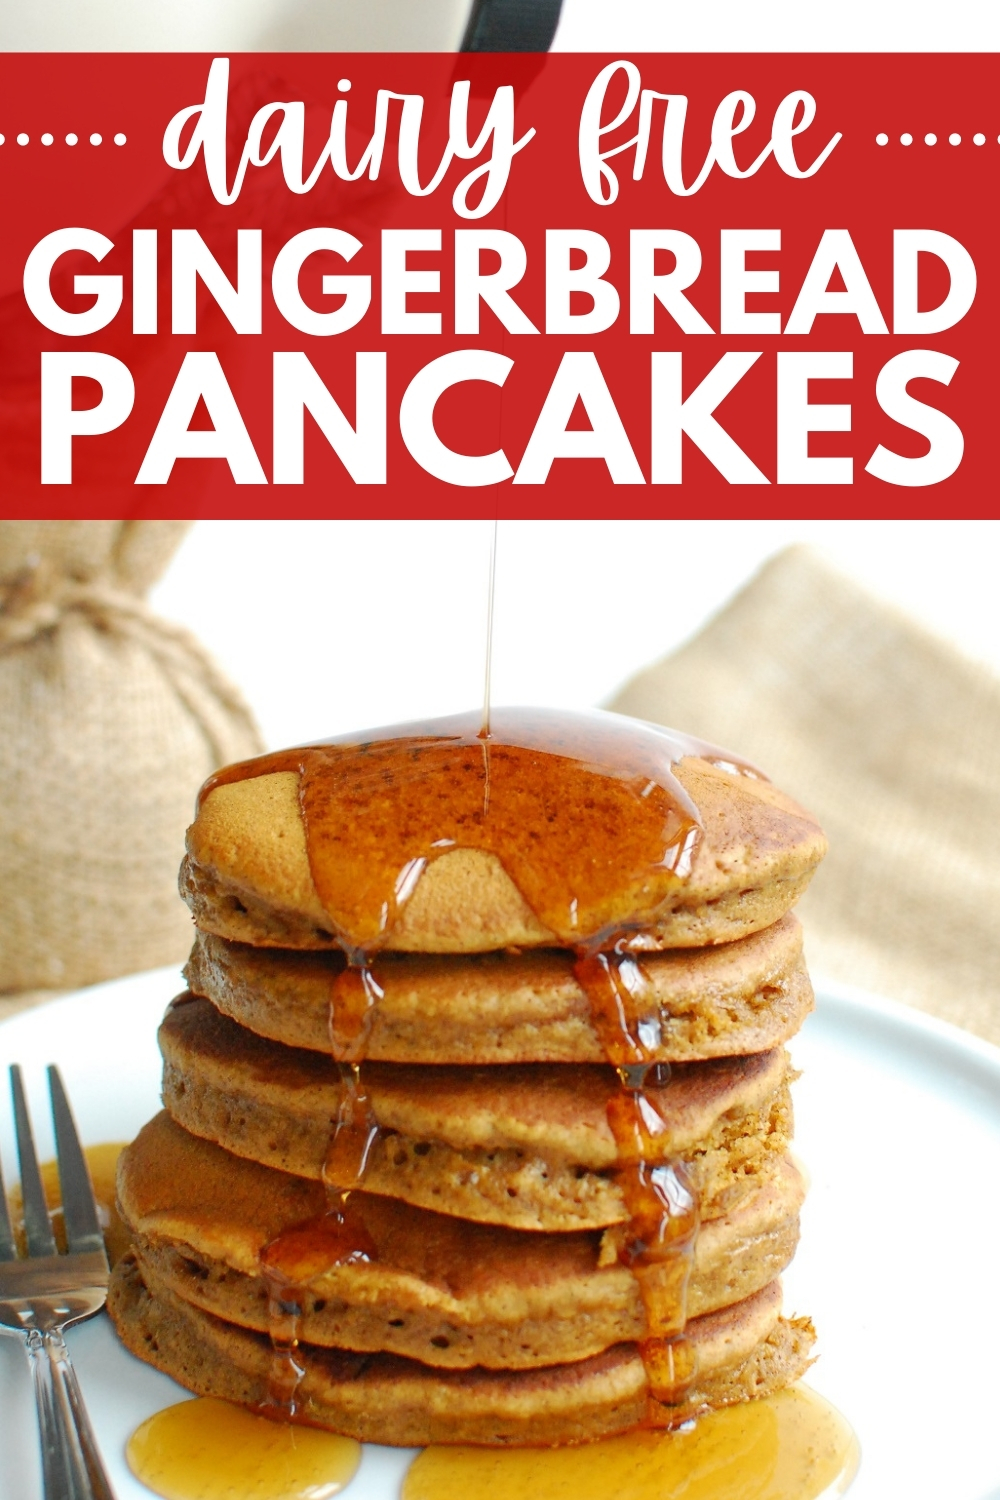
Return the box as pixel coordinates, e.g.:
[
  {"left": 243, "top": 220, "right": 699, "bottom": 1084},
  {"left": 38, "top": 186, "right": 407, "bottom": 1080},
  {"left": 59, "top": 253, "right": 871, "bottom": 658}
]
[
  {"left": 124, "top": 1384, "right": 856, "bottom": 1500},
  {"left": 126, "top": 1396, "right": 361, "bottom": 1500},
  {"left": 7, "top": 1140, "right": 130, "bottom": 1264},
  {"left": 402, "top": 1386, "right": 859, "bottom": 1500}
]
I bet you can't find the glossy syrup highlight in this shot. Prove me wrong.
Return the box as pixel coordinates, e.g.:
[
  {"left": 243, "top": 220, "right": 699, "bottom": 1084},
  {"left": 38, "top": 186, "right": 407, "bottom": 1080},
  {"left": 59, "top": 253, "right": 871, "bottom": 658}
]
[
  {"left": 126, "top": 1396, "right": 361, "bottom": 1500},
  {"left": 199, "top": 708, "right": 759, "bottom": 950}
]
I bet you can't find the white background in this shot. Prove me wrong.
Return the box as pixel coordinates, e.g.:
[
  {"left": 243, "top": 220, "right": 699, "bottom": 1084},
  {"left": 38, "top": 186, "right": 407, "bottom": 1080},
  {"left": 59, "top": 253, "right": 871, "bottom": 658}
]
[
  {"left": 554, "top": 0, "right": 1000, "bottom": 52},
  {"left": 152, "top": 520, "right": 1000, "bottom": 750},
  {"left": 3, "top": 0, "right": 1000, "bottom": 51}
]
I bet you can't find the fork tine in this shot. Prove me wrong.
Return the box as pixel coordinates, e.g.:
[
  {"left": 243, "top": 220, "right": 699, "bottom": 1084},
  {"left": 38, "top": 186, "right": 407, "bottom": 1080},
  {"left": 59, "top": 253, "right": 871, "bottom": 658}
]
[
  {"left": 0, "top": 1141, "right": 16, "bottom": 1261},
  {"left": 47, "top": 1066, "right": 105, "bottom": 1255},
  {"left": 10, "top": 1066, "right": 57, "bottom": 1258}
]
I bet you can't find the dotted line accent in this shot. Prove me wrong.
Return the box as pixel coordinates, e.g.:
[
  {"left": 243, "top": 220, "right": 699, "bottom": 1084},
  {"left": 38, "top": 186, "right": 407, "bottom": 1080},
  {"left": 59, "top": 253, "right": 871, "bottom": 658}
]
[
  {"left": 0, "top": 132, "right": 127, "bottom": 147},
  {"left": 876, "top": 131, "right": 991, "bottom": 147}
]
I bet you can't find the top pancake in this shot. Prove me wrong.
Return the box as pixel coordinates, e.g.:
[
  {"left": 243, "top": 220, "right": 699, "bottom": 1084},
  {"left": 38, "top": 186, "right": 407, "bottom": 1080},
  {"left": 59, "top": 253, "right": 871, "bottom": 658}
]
[{"left": 182, "top": 755, "right": 826, "bottom": 955}]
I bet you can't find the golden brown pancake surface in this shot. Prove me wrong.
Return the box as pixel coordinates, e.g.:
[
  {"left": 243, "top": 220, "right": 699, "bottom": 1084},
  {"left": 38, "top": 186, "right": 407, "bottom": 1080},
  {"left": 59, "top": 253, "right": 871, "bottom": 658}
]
[
  {"left": 109, "top": 1254, "right": 815, "bottom": 1446},
  {"left": 159, "top": 998, "right": 794, "bottom": 1231},
  {"left": 119, "top": 1114, "right": 804, "bottom": 1370},
  {"left": 184, "top": 914, "right": 813, "bottom": 1065}
]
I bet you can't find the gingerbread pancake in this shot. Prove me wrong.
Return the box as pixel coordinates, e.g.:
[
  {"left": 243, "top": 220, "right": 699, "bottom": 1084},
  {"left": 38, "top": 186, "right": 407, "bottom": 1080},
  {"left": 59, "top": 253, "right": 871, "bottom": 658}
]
[
  {"left": 108, "top": 1256, "right": 815, "bottom": 1446},
  {"left": 181, "top": 711, "right": 827, "bottom": 956},
  {"left": 160, "top": 998, "right": 794, "bottom": 1232},
  {"left": 119, "top": 1113, "right": 805, "bottom": 1370},
  {"left": 184, "top": 914, "right": 813, "bottom": 1065}
]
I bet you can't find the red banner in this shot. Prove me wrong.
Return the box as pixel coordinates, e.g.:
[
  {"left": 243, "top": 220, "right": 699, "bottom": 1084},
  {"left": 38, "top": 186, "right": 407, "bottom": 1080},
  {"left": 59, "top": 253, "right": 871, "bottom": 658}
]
[{"left": 0, "top": 52, "right": 996, "bottom": 517}]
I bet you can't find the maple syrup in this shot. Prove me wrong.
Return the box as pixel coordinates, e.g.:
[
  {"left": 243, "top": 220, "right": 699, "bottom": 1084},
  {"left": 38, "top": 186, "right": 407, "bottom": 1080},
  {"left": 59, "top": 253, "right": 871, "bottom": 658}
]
[
  {"left": 202, "top": 707, "right": 762, "bottom": 1410},
  {"left": 126, "top": 1395, "right": 361, "bottom": 1500},
  {"left": 575, "top": 950, "right": 700, "bottom": 1400},
  {"left": 402, "top": 1385, "right": 859, "bottom": 1500},
  {"left": 257, "top": 966, "right": 386, "bottom": 1409},
  {"left": 7, "top": 1140, "right": 130, "bottom": 1265},
  {"left": 258, "top": 1173, "right": 379, "bottom": 1415},
  {"left": 200, "top": 709, "right": 754, "bottom": 950}
]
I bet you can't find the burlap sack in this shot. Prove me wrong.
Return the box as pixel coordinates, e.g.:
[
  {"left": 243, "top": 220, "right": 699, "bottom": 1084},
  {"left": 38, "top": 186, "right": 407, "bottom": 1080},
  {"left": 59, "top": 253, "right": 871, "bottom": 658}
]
[
  {"left": 0, "top": 521, "right": 262, "bottom": 1003},
  {"left": 609, "top": 545, "right": 1000, "bottom": 1046}
]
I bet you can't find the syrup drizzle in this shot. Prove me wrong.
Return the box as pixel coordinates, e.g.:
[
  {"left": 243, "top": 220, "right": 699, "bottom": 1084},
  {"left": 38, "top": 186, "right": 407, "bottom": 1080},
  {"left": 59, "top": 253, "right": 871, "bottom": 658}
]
[
  {"left": 202, "top": 707, "right": 762, "bottom": 1413},
  {"left": 574, "top": 944, "right": 704, "bottom": 1403},
  {"left": 258, "top": 967, "right": 382, "bottom": 1414},
  {"left": 482, "top": 518, "right": 498, "bottom": 739}
]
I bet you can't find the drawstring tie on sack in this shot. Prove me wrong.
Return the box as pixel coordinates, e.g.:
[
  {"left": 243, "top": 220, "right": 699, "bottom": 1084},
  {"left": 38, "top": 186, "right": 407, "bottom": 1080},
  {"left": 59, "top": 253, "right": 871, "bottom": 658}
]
[{"left": 0, "top": 553, "right": 260, "bottom": 766}]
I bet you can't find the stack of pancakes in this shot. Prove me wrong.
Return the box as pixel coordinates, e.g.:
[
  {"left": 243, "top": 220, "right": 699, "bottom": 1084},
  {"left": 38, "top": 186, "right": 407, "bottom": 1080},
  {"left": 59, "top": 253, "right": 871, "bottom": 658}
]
[{"left": 108, "top": 711, "right": 828, "bottom": 1446}]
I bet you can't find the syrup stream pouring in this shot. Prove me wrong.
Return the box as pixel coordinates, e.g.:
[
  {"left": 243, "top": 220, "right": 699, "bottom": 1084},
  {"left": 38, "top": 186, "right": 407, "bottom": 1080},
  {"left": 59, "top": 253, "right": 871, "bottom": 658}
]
[{"left": 481, "top": 517, "right": 498, "bottom": 741}]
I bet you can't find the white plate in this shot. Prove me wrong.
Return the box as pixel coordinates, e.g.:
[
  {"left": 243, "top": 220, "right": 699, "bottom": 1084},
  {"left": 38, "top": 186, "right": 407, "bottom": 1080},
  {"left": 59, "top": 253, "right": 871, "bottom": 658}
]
[{"left": 1, "top": 968, "right": 999, "bottom": 1500}]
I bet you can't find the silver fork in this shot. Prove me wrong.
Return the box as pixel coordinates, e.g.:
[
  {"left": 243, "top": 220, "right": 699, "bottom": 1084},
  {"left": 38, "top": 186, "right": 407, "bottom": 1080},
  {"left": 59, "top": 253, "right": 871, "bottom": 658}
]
[{"left": 0, "top": 1065, "right": 116, "bottom": 1500}]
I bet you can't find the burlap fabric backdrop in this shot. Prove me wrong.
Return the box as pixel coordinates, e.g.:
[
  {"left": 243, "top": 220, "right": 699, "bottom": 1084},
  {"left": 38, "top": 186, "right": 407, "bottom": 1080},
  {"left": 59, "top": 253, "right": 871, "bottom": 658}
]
[
  {"left": 611, "top": 545, "right": 1000, "bottom": 1047},
  {"left": 0, "top": 521, "right": 262, "bottom": 1015}
]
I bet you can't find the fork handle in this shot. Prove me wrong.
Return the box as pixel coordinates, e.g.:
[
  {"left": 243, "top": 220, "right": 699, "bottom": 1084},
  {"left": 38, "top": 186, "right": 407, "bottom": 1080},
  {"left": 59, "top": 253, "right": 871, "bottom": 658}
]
[{"left": 26, "top": 1328, "right": 116, "bottom": 1500}]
